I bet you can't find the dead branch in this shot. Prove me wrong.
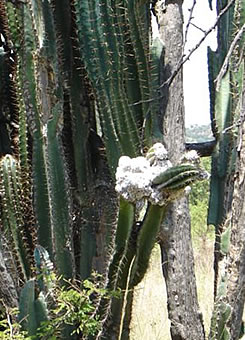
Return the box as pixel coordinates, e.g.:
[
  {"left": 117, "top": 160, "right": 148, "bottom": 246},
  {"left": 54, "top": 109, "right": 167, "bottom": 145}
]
[
  {"left": 215, "top": 23, "right": 245, "bottom": 91},
  {"left": 129, "top": 0, "right": 236, "bottom": 108}
]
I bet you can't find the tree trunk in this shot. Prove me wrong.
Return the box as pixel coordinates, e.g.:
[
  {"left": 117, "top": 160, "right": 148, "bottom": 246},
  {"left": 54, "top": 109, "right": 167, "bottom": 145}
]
[
  {"left": 226, "top": 86, "right": 245, "bottom": 339},
  {"left": 157, "top": 1, "right": 205, "bottom": 339},
  {"left": 0, "top": 241, "right": 18, "bottom": 310}
]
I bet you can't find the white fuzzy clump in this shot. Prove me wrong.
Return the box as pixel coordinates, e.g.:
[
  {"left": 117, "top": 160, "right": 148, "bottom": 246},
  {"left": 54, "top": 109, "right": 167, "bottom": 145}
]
[
  {"left": 180, "top": 150, "right": 200, "bottom": 164},
  {"left": 115, "top": 156, "right": 153, "bottom": 202},
  {"left": 146, "top": 143, "right": 171, "bottom": 167},
  {"left": 115, "top": 144, "right": 173, "bottom": 206}
]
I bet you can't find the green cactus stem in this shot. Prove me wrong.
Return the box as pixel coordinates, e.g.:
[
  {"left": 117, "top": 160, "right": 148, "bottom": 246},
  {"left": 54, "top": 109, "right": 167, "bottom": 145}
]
[
  {"left": 129, "top": 204, "right": 166, "bottom": 287},
  {"left": 23, "top": 0, "right": 75, "bottom": 279},
  {"left": 107, "top": 197, "right": 135, "bottom": 289},
  {"left": 34, "top": 245, "right": 54, "bottom": 293},
  {"left": 103, "top": 147, "right": 209, "bottom": 338},
  {"left": 18, "top": 279, "right": 49, "bottom": 338},
  {"left": 0, "top": 154, "right": 33, "bottom": 280},
  {"left": 152, "top": 164, "right": 203, "bottom": 189},
  {"left": 220, "top": 225, "right": 231, "bottom": 256},
  {"left": 209, "top": 275, "right": 231, "bottom": 340}
]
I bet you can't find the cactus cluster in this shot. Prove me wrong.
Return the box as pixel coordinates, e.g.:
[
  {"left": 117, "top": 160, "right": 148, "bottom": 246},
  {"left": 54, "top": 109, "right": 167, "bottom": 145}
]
[
  {"left": 18, "top": 246, "right": 52, "bottom": 338},
  {"left": 208, "top": 0, "right": 245, "bottom": 228},
  {"left": 208, "top": 0, "right": 245, "bottom": 338},
  {"left": 0, "top": 0, "right": 211, "bottom": 338},
  {"left": 74, "top": 0, "right": 163, "bottom": 171},
  {"left": 0, "top": 0, "right": 175, "bottom": 337}
]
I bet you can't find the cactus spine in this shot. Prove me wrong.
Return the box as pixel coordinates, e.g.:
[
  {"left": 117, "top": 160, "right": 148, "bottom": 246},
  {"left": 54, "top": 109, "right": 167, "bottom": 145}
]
[
  {"left": 0, "top": 0, "right": 209, "bottom": 339},
  {"left": 208, "top": 0, "right": 245, "bottom": 338}
]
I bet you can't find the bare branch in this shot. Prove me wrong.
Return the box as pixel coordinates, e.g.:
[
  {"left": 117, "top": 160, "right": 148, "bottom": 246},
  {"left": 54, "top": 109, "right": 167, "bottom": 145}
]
[
  {"left": 190, "top": 22, "right": 206, "bottom": 34},
  {"left": 160, "top": 0, "right": 235, "bottom": 89},
  {"left": 221, "top": 119, "right": 241, "bottom": 134},
  {"left": 129, "top": 0, "right": 235, "bottom": 108},
  {"left": 185, "top": 140, "right": 216, "bottom": 157},
  {"left": 215, "top": 23, "right": 245, "bottom": 91},
  {"left": 183, "top": 0, "right": 197, "bottom": 51}
]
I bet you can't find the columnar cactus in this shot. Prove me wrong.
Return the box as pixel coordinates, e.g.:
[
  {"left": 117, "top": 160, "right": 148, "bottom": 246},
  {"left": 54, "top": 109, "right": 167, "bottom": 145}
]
[
  {"left": 208, "top": 0, "right": 245, "bottom": 338},
  {"left": 208, "top": 0, "right": 244, "bottom": 228},
  {"left": 0, "top": 1, "right": 169, "bottom": 337},
  {"left": 0, "top": 0, "right": 215, "bottom": 339}
]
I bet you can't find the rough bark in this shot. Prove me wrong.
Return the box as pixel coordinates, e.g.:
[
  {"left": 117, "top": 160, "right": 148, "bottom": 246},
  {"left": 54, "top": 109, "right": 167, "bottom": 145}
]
[
  {"left": 0, "top": 243, "right": 18, "bottom": 310},
  {"left": 157, "top": 1, "right": 205, "bottom": 339},
  {"left": 225, "top": 87, "right": 245, "bottom": 339}
]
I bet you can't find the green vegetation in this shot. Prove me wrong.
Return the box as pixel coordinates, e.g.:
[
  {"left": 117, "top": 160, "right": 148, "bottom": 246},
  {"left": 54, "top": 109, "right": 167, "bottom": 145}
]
[
  {"left": 185, "top": 124, "right": 214, "bottom": 241},
  {"left": 0, "top": 309, "right": 28, "bottom": 340},
  {"left": 35, "top": 277, "right": 104, "bottom": 339},
  {"left": 0, "top": 274, "right": 108, "bottom": 340},
  {"left": 189, "top": 157, "right": 214, "bottom": 242},
  {"left": 185, "top": 124, "right": 214, "bottom": 143}
]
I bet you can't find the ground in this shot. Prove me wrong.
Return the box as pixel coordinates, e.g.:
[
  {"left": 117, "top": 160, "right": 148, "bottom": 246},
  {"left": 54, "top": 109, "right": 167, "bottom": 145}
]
[{"left": 130, "top": 240, "right": 214, "bottom": 340}]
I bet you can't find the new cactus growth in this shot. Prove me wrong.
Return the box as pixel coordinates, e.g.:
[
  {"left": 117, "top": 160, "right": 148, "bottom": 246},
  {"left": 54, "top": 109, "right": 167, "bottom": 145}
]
[
  {"left": 18, "top": 279, "right": 49, "bottom": 338},
  {"left": 34, "top": 245, "right": 55, "bottom": 293},
  {"left": 209, "top": 274, "right": 231, "bottom": 340}
]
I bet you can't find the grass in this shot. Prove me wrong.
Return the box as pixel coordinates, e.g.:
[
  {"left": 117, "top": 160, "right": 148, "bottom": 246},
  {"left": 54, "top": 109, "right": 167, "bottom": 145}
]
[
  {"left": 193, "top": 237, "right": 214, "bottom": 336},
  {"left": 129, "top": 235, "right": 215, "bottom": 340},
  {"left": 130, "top": 245, "right": 171, "bottom": 340}
]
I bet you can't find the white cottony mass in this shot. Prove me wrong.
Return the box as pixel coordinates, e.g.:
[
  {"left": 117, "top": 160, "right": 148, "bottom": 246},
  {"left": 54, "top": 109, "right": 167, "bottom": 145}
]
[
  {"left": 115, "top": 144, "right": 207, "bottom": 206},
  {"left": 115, "top": 144, "right": 172, "bottom": 206}
]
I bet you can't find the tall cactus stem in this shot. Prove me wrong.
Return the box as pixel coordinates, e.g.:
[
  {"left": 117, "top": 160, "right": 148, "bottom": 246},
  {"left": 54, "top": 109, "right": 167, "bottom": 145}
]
[
  {"left": 130, "top": 203, "right": 166, "bottom": 287},
  {"left": 107, "top": 197, "right": 135, "bottom": 289}
]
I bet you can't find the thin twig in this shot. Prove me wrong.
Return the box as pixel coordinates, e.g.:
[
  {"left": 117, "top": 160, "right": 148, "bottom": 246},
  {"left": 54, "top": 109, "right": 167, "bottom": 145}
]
[
  {"left": 215, "top": 23, "right": 245, "bottom": 91},
  {"left": 190, "top": 22, "right": 206, "bottom": 34},
  {"left": 221, "top": 119, "right": 241, "bottom": 134},
  {"left": 7, "top": 312, "right": 13, "bottom": 338},
  {"left": 118, "top": 256, "right": 136, "bottom": 340},
  {"left": 160, "top": 0, "right": 235, "bottom": 89},
  {"left": 183, "top": 0, "right": 197, "bottom": 52},
  {"left": 129, "top": 0, "right": 235, "bottom": 108}
]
